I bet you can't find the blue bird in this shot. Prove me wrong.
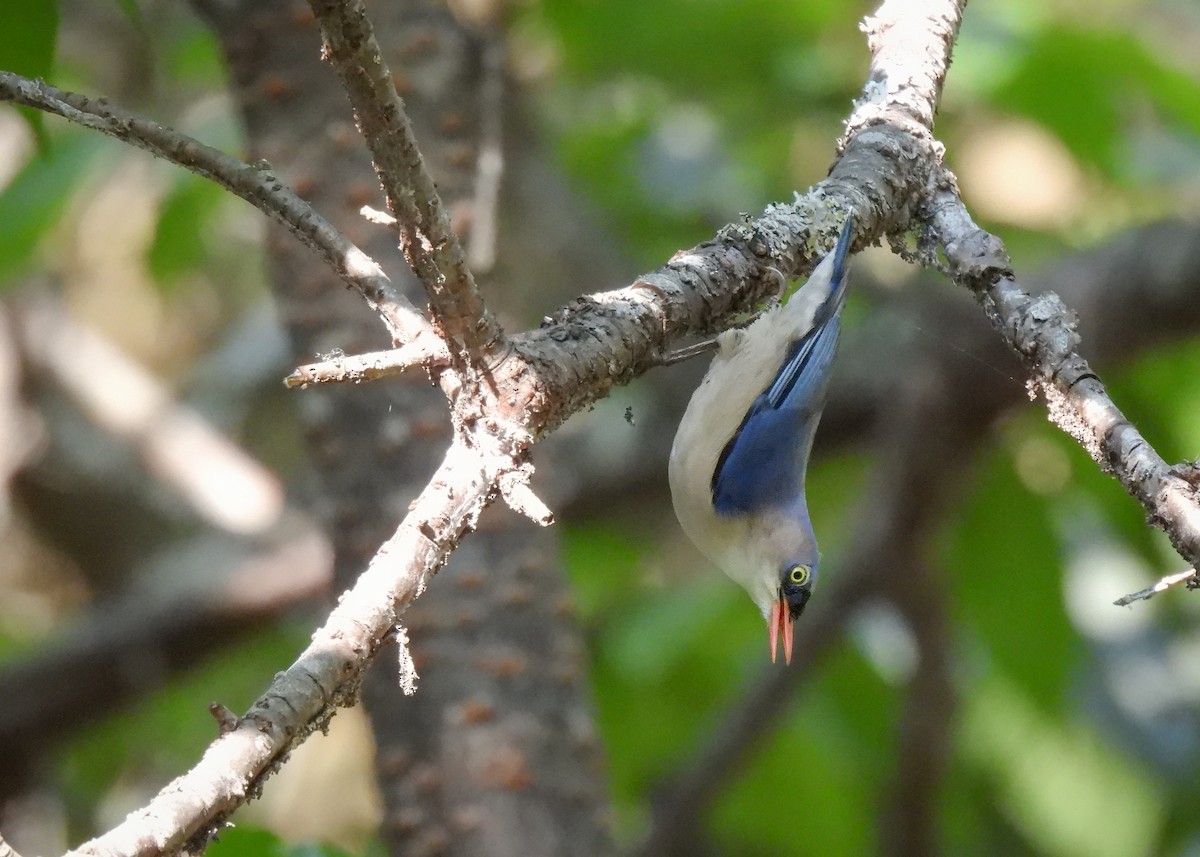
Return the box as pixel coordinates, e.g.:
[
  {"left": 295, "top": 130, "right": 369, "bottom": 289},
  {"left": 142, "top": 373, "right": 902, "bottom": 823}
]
[{"left": 669, "top": 215, "right": 855, "bottom": 663}]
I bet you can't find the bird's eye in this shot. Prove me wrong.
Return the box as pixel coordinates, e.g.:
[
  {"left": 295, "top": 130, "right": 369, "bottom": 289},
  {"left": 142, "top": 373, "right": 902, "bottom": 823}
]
[{"left": 787, "top": 565, "right": 811, "bottom": 586}]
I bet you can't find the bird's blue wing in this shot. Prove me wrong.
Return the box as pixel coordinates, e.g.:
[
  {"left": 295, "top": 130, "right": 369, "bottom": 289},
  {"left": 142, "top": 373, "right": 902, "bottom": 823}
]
[
  {"left": 762, "top": 303, "right": 842, "bottom": 411},
  {"left": 711, "top": 315, "right": 841, "bottom": 515},
  {"left": 710, "top": 215, "right": 855, "bottom": 516}
]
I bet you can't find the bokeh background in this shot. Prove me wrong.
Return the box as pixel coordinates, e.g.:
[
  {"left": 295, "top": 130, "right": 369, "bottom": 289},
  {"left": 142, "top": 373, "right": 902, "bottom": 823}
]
[{"left": 3, "top": 0, "right": 1200, "bottom": 855}]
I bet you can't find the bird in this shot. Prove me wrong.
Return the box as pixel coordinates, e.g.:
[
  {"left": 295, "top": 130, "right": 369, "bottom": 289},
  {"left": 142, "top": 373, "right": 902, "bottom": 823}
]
[{"left": 669, "top": 215, "right": 855, "bottom": 664}]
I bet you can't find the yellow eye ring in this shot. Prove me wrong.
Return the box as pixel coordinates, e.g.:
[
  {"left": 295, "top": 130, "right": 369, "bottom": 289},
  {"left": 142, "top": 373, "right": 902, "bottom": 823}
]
[{"left": 788, "top": 565, "right": 811, "bottom": 586}]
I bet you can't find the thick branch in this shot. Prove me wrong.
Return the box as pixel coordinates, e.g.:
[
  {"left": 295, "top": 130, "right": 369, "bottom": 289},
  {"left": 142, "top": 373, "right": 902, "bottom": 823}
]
[
  {"left": 492, "top": 0, "right": 959, "bottom": 438},
  {"left": 854, "top": 0, "right": 964, "bottom": 135},
  {"left": 0, "top": 71, "right": 437, "bottom": 351}
]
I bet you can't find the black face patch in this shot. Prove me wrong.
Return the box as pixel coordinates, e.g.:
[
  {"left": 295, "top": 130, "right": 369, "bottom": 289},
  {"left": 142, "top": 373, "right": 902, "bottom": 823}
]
[
  {"left": 782, "top": 582, "right": 812, "bottom": 620},
  {"left": 781, "top": 563, "right": 814, "bottom": 620}
]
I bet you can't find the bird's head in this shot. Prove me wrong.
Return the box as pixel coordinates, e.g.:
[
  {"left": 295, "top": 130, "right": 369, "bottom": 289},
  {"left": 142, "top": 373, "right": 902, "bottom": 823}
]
[
  {"left": 769, "top": 556, "right": 818, "bottom": 665},
  {"left": 727, "top": 513, "right": 818, "bottom": 665}
]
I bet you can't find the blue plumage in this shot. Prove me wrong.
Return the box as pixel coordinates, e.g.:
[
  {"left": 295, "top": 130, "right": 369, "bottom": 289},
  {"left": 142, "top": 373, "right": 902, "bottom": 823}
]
[
  {"left": 711, "top": 224, "right": 852, "bottom": 516},
  {"left": 668, "top": 213, "right": 855, "bottom": 663}
]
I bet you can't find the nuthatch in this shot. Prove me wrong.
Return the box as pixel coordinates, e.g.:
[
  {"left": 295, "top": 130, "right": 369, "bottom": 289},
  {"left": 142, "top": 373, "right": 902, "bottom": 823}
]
[{"left": 669, "top": 215, "right": 855, "bottom": 664}]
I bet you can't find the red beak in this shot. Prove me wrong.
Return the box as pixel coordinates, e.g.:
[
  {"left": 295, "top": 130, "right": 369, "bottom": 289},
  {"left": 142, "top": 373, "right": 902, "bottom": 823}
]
[{"left": 769, "top": 594, "right": 794, "bottom": 665}]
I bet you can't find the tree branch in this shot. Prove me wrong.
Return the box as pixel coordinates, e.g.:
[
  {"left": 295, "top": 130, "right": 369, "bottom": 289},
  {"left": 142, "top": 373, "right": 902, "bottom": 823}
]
[
  {"left": 307, "top": 0, "right": 504, "bottom": 364},
  {"left": 854, "top": 0, "right": 964, "bottom": 135},
  {"left": 926, "top": 186, "right": 1200, "bottom": 571},
  {"left": 17, "top": 300, "right": 284, "bottom": 535},
  {"left": 0, "top": 71, "right": 438, "bottom": 352},
  {"left": 284, "top": 341, "right": 446, "bottom": 389},
  {"left": 848, "top": 0, "right": 1200, "bottom": 574}
]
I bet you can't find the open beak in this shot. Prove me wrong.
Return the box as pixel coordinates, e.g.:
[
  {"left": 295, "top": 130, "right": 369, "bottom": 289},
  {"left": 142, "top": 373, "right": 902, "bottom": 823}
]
[{"left": 769, "top": 593, "right": 794, "bottom": 665}]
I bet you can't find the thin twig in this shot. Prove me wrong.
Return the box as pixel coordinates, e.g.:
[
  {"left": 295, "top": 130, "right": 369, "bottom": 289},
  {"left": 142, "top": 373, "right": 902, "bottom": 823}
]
[
  {"left": 361, "top": 204, "right": 396, "bottom": 227},
  {"left": 308, "top": 0, "right": 505, "bottom": 364},
  {"left": 467, "top": 38, "right": 506, "bottom": 274},
  {"left": 284, "top": 341, "right": 448, "bottom": 389},
  {"left": 1115, "top": 568, "right": 1200, "bottom": 606},
  {"left": 0, "top": 71, "right": 434, "bottom": 348}
]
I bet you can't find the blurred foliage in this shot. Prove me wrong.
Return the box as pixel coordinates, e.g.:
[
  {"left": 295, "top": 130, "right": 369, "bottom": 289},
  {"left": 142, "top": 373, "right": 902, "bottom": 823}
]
[
  {"left": 148, "top": 173, "right": 229, "bottom": 288},
  {"left": 990, "top": 26, "right": 1200, "bottom": 177},
  {"left": 0, "top": 132, "right": 97, "bottom": 283},
  {"left": 2, "top": 0, "right": 1200, "bottom": 855},
  {"left": 1, "top": 0, "right": 57, "bottom": 144},
  {"left": 206, "top": 826, "right": 384, "bottom": 857}
]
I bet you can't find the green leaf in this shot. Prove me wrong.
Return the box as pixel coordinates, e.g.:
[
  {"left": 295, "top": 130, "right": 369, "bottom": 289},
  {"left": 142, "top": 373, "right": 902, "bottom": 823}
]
[
  {"left": 526, "top": 0, "right": 862, "bottom": 265},
  {"left": 993, "top": 26, "right": 1200, "bottom": 178},
  {"left": 537, "top": 0, "right": 838, "bottom": 93},
  {"left": 0, "top": 0, "right": 59, "bottom": 146},
  {"left": 562, "top": 522, "right": 647, "bottom": 621},
  {"left": 941, "top": 434, "right": 1079, "bottom": 710},
  {"left": 0, "top": 134, "right": 97, "bottom": 286},
  {"left": 713, "top": 654, "right": 888, "bottom": 854},
  {"left": 166, "top": 28, "right": 226, "bottom": 87},
  {"left": 148, "top": 174, "right": 225, "bottom": 289}
]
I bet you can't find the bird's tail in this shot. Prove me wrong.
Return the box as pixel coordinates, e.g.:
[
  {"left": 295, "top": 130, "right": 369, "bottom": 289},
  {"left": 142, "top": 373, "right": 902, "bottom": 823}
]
[{"left": 807, "top": 213, "right": 855, "bottom": 331}]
